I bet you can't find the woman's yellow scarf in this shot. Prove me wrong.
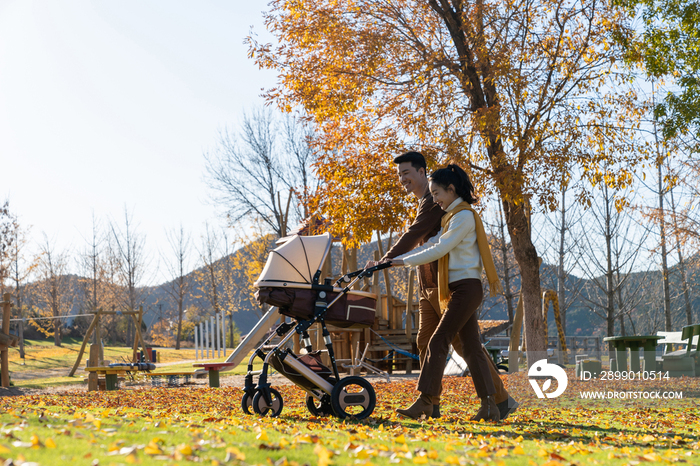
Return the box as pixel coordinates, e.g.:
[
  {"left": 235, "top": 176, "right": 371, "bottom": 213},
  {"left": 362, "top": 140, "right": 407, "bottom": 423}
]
[{"left": 438, "top": 202, "right": 503, "bottom": 312}]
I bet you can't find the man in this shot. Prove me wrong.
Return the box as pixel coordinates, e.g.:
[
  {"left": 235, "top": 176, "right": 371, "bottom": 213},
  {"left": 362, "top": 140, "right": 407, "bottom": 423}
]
[{"left": 379, "top": 151, "right": 518, "bottom": 419}]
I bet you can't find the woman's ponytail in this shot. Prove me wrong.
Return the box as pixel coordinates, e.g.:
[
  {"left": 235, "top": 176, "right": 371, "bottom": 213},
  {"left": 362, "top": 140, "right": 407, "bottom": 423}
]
[{"left": 430, "top": 164, "right": 477, "bottom": 204}]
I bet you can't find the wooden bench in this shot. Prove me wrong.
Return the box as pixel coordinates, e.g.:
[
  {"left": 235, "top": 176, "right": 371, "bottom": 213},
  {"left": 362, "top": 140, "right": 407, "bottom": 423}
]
[
  {"left": 192, "top": 362, "right": 236, "bottom": 387},
  {"left": 660, "top": 324, "right": 700, "bottom": 377},
  {"left": 84, "top": 367, "right": 133, "bottom": 391},
  {"left": 145, "top": 371, "right": 197, "bottom": 387}
]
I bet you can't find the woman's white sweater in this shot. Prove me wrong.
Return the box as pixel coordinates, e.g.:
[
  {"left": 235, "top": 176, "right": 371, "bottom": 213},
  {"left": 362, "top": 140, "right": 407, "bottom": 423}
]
[{"left": 394, "top": 197, "right": 482, "bottom": 284}]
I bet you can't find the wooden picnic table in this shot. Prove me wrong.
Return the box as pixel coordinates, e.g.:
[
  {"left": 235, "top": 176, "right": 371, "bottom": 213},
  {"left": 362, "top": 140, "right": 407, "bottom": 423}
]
[
  {"left": 84, "top": 366, "right": 132, "bottom": 391},
  {"left": 84, "top": 364, "right": 155, "bottom": 391},
  {"left": 603, "top": 335, "right": 663, "bottom": 373},
  {"left": 192, "top": 362, "right": 236, "bottom": 387}
]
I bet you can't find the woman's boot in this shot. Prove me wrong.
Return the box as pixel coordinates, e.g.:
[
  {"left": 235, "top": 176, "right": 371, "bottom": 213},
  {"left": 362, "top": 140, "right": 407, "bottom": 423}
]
[
  {"left": 471, "top": 395, "right": 500, "bottom": 422},
  {"left": 397, "top": 393, "right": 435, "bottom": 420}
]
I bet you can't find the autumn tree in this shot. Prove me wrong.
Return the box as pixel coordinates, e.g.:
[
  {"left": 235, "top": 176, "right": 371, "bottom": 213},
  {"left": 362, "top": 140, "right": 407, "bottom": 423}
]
[
  {"left": 536, "top": 171, "right": 587, "bottom": 334},
  {"left": 0, "top": 200, "right": 17, "bottom": 295},
  {"left": 482, "top": 199, "right": 518, "bottom": 325},
  {"left": 204, "top": 109, "right": 319, "bottom": 238},
  {"left": 8, "top": 219, "right": 37, "bottom": 358},
  {"left": 195, "top": 223, "right": 223, "bottom": 320},
  {"left": 29, "top": 235, "right": 74, "bottom": 346},
  {"left": 638, "top": 135, "right": 697, "bottom": 327},
  {"left": 109, "top": 208, "right": 149, "bottom": 344},
  {"left": 163, "top": 224, "right": 192, "bottom": 349},
  {"left": 616, "top": 0, "right": 700, "bottom": 138},
  {"left": 250, "top": 0, "right": 648, "bottom": 361},
  {"left": 77, "top": 214, "right": 120, "bottom": 345},
  {"left": 577, "top": 181, "right": 651, "bottom": 340}
]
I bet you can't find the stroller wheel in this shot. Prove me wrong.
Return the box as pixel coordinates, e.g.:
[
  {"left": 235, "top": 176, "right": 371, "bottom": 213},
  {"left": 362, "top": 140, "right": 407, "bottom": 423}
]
[
  {"left": 305, "top": 394, "right": 333, "bottom": 417},
  {"left": 330, "top": 376, "right": 376, "bottom": 420},
  {"left": 252, "top": 388, "right": 284, "bottom": 417},
  {"left": 241, "top": 391, "right": 255, "bottom": 415}
]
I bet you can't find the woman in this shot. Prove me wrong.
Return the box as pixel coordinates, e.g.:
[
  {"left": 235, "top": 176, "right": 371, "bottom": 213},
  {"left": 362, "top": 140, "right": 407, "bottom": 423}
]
[{"left": 387, "top": 164, "right": 503, "bottom": 421}]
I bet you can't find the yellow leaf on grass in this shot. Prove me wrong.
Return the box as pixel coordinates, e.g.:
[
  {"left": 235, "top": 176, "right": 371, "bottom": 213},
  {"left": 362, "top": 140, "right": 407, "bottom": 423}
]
[
  {"left": 427, "top": 450, "right": 438, "bottom": 459},
  {"left": 538, "top": 448, "right": 549, "bottom": 457},
  {"left": 257, "top": 430, "right": 269, "bottom": 441},
  {"left": 45, "top": 438, "right": 57, "bottom": 449},
  {"left": 177, "top": 444, "right": 194, "bottom": 456},
  {"left": 226, "top": 447, "right": 245, "bottom": 461},
  {"left": 0, "top": 445, "right": 10, "bottom": 454},
  {"left": 125, "top": 453, "right": 139, "bottom": 464},
  {"left": 445, "top": 455, "right": 461, "bottom": 464},
  {"left": 314, "top": 444, "right": 333, "bottom": 466},
  {"left": 413, "top": 454, "right": 428, "bottom": 464},
  {"left": 513, "top": 446, "right": 525, "bottom": 455},
  {"left": 30, "top": 434, "right": 43, "bottom": 448},
  {"left": 395, "top": 434, "right": 407, "bottom": 444},
  {"left": 495, "top": 448, "right": 509, "bottom": 457},
  {"left": 279, "top": 437, "right": 290, "bottom": 448},
  {"left": 144, "top": 441, "right": 163, "bottom": 455}
]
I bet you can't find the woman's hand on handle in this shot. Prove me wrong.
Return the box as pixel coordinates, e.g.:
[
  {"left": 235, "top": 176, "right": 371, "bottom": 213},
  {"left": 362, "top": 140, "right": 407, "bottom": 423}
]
[{"left": 364, "top": 259, "right": 402, "bottom": 269}]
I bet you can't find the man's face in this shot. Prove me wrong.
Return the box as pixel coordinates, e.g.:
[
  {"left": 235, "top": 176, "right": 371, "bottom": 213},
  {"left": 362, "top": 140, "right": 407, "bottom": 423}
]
[{"left": 396, "top": 162, "right": 426, "bottom": 197}]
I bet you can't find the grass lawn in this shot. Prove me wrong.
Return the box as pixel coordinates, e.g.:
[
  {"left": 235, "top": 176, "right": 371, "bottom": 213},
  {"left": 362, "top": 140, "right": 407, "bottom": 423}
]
[{"left": 0, "top": 369, "right": 698, "bottom": 465}]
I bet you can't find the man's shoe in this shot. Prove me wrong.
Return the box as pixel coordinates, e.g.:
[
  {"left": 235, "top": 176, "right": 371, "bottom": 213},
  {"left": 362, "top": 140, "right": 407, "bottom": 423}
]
[
  {"left": 471, "top": 395, "right": 500, "bottom": 422},
  {"left": 397, "top": 394, "right": 434, "bottom": 420},
  {"left": 497, "top": 396, "right": 519, "bottom": 420},
  {"left": 431, "top": 403, "right": 441, "bottom": 419}
]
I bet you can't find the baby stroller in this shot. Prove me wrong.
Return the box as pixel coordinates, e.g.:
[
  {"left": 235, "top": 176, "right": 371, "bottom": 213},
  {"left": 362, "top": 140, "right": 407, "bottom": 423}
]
[{"left": 242, "top": 233, "right": 390, "bottom": 419}]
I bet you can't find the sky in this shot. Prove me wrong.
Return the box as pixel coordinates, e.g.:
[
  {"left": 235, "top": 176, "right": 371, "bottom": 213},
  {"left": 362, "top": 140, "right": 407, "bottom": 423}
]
[{"left": 0, "top": 1, "right": 277, "bottom": 283}]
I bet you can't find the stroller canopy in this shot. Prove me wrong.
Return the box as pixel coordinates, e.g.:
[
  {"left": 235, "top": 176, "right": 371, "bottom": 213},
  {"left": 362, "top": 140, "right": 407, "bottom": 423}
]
[{"left": 256, "top": 233, "right": 333, "bottom": 285}]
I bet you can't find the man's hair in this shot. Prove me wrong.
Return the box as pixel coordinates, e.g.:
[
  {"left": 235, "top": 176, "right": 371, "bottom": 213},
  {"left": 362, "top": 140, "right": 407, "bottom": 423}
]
[{"left": 393, "top": 151, "right": 427, "bottom": 174}]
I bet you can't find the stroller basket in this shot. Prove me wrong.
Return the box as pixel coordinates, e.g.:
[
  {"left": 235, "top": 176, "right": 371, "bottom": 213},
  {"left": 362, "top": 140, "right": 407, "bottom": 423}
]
[
  {"left": 269, "top": 349, "right": 334, "bottom": 392},
  {"left": 256, "top": 284, "right": 376, "bottom": 328}
]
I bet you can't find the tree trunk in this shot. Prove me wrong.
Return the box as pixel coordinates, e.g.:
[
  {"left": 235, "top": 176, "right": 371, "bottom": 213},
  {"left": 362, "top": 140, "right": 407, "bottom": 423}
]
[
  {"left": 652, "top": 85, "right": 673, "bottom": 331},
  {"left": 175, "top": 299, "right": 183, "bottom": 350},
  {"left": 669, "top": 186, "right": 693, "bottom": 325},
  {"left": 658, "top": 161, "right": 672, "bottom": 331},
  {"left": 604, "top": 184, "right": 616, "bottom": 350},
  {"left": 502, "top": 197, "right": 546, "bottom": 365},
  {"left": 497, "top": 202, "right": 515, "bottom": 329},
  {"left": 557, "top": 187, "right": 567, "bottom": 334}
]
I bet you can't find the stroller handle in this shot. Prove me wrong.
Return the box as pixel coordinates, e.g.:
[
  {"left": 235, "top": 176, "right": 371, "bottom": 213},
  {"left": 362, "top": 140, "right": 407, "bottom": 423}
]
[{"left": 335, "top": 261, "right": 393, "bottom": 286}]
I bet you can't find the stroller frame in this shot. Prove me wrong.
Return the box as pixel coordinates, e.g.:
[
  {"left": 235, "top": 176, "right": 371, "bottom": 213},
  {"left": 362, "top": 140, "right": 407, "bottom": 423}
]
[{"left": 242, "top": 262, "right": 391, "bottom": 419}]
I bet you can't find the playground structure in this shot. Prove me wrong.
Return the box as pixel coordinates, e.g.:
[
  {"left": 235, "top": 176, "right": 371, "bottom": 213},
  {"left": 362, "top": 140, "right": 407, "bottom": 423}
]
[
  {"left": 1, "top": 293, "right": 19, "bottom": 388},
  {"left": 69, "top": 306, "right": 151, "bottom": 377},
  {"left": 194, "top": 313, "right": 227, "bottom": 360}
]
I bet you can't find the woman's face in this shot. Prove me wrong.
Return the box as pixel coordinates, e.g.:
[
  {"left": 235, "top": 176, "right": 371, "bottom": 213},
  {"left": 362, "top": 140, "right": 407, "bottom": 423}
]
[{"left": 429, "top": 181, "right": 459, "bottom": 210}]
